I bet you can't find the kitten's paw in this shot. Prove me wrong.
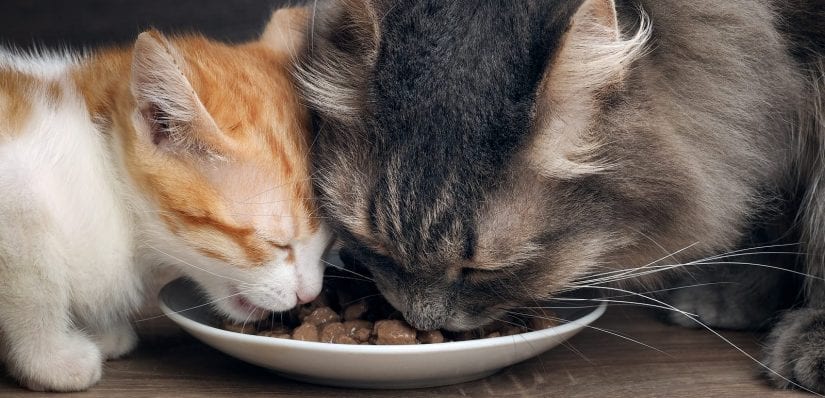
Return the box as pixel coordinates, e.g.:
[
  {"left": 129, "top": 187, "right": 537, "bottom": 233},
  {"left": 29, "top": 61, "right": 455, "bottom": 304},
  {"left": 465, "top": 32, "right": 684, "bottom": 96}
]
[
  {"left": 95, "top": 322, "right": 138, "bottom": 360},
  {"left": 664, "top": 284, "right": 766, "bottom": 330},
  {"left": 764, "top": 308, "right": 825, "bottom": 393},
  {"left": 11, "top": 331, "right": 103, "bottom": 392}
]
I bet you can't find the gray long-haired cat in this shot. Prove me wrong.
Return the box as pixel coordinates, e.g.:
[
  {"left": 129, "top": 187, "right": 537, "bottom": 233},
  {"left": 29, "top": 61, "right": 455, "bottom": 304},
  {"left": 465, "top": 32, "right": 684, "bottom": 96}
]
[{"left": 298, "top": 0, "right": 825, "bottom": 391}]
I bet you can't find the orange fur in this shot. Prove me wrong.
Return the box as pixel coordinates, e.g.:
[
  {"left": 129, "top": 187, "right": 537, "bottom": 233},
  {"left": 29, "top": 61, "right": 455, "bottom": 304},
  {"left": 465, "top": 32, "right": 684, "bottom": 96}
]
[
  {"left": 70, "top": 9, "right": 317, "bottom": 268},
  {"left": 0, "top": 69, "right": 45, "bottom": 139}
]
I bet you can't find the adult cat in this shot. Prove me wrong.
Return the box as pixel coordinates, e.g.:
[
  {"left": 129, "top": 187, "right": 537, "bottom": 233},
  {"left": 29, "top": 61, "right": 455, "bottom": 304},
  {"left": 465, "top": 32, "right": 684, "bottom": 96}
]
[
  {"left": 299, "top": 0, "right": 824, "bottom": 391},
  {"left": 0, "top": 8, "right": 329, "bottom": 391}
]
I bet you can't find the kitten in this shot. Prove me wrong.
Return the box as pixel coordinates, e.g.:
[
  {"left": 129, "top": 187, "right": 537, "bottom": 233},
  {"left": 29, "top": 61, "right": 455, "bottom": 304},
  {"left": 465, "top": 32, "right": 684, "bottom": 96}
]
[
  {"left": 299, "top": 0, "right": 824, "bottom": 391},
  {"left": 0, "top": 7, "right": 329, "bottom": 392}
]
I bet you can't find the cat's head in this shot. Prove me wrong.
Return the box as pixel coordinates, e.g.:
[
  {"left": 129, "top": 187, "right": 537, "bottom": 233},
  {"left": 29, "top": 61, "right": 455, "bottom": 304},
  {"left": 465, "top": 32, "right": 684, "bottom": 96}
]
[
  {"left": 300, "top": 0, "right": 719, "bottom": 331},
  {"left": 116, "top": 8, "right": 329, "bottom": 322}
]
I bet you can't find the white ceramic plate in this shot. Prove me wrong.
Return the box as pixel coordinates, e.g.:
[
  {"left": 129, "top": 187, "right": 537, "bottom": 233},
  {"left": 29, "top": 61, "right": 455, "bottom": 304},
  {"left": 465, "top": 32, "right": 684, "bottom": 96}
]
[{"left": 159, "top": 278, "right": 606, "bottom": 389}]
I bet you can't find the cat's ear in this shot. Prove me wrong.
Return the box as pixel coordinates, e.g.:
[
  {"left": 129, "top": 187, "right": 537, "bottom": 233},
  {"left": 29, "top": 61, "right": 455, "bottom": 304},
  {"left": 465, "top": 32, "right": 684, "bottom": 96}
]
[
  {"left": 333, "top": 0, "right": 386, "bottom": 59},
  {"left": 294, "top": 0, "right": 385, "bottom": 121},
  {"left": 260, "top": 8, "right": 308, "bottom": 55},
  {"left": 546, "top": 0, "right": 649, "bottom": 97},
  {"left": 130, "top": 30, "right": 233, "bottom": 157},
  {"left": 528, "top": 0, "right": 651, "bottom": 179}
]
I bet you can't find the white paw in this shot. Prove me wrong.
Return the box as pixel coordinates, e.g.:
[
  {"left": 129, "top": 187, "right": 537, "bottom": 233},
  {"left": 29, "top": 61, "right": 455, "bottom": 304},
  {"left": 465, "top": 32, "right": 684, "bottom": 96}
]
[
  {"left": 95, "top": 323, "right": 138, "bottom": 360},
  {"left": 11, "top": 332, "right": 103, "bottom": 392}
]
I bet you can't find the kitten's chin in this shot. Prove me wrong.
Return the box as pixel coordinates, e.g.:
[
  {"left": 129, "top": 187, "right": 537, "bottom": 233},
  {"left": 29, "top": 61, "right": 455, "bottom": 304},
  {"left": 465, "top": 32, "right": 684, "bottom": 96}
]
[{"left": 217, "top": 294, "right": 273, "bottom": 323}]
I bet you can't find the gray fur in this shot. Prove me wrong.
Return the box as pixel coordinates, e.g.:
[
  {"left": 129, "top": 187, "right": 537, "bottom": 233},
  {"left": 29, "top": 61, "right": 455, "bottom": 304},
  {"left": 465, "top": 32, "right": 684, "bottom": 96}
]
[{"left": 300, "top": 0, "right": 825, "bottom": 391}]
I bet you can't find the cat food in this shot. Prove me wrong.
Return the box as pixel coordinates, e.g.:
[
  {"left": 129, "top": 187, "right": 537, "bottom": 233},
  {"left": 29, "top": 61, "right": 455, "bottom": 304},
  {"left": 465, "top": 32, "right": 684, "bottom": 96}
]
[{"left": 221, "top": 270, "right": 558, "bottom": 344}]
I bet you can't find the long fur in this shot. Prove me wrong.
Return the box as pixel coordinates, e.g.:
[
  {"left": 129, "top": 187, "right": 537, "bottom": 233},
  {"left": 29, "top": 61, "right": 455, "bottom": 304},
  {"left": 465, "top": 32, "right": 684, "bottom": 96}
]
[{"left": 301, "top": 0, "right": 825, "bottom": 390}]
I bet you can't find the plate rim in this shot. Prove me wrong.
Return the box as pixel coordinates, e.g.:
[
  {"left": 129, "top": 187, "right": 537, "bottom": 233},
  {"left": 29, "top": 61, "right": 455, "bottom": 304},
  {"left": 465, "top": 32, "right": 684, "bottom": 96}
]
[{"left": 158, "top": 278, "right": 607, "bottom": 355}]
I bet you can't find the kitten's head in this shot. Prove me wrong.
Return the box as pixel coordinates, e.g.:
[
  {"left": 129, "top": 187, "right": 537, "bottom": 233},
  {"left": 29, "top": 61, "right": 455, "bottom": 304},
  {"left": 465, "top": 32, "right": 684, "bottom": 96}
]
[
  {"left": 117, "top": 8, "right": 329, "bottom": 322},
  {"left": 301, "top": 0, "right": 708, "bottom": 330}
]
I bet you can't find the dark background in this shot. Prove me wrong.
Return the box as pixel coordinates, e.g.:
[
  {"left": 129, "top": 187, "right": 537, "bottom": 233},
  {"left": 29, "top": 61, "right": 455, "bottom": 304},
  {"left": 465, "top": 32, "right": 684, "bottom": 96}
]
[{"left": 0, "top": 0, "right": 299, "bottom": 50}]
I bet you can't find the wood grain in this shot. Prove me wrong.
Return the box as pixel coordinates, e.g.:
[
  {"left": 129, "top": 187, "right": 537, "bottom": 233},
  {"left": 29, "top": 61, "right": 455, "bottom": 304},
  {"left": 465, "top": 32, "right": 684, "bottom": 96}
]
[{"left": 0, "top": 307, "right": 810, "bottom": 397}]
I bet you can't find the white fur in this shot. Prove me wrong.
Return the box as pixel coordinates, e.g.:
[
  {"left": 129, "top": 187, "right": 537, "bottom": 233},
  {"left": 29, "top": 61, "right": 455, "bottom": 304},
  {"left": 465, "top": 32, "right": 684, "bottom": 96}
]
[{"left": 0, "top": 48, "right": 330, "bottom": 391}]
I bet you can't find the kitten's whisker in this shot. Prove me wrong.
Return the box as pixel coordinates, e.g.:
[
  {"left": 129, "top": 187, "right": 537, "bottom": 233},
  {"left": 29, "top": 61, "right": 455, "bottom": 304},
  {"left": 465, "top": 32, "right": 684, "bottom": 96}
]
[
  {"left": 323, "top": 275, "right": 368, "bottom": 282},
  {"left": 135, "top": 292, "right": 243, "bottom": 322},
  {"left": 145, "top": 244, "right": 245, "bottom": 283},
  {"left": 240, "top": 305, "right": 258, "bottom": 335}
]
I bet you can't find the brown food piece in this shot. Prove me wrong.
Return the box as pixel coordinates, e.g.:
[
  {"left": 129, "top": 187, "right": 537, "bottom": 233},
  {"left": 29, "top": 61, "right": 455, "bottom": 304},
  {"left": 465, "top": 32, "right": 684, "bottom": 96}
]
[
  {"left": 222, "top": 275, "right": 560, "bottom": 345},
  {"left": 374, "top": 320, "right": 418, "bottom": 345},
  {"left": 451, "top": 331, "right": 477, "bottom": 341},
  {"left": 332, "top": 334, "right": 359, "bottom": 345},
  {"left": 343, "top": 301, "right": 368, "bottom": 321},
  {"left": 319, "top": 322, "right": 347, "bottom": 343},
  {"left": 223, "top": 321, "right": 257, "bottom": 335},
  {"left": 292, "top": 323, "right": 319, "bottom": 342},
  {"left": 303, "top": 306, "right": 340, "bottom": 327},
  {"left": 499, "top": 325, "right": 525, "bottom": 336},
  {"left": 258, "top": 330, "right": 291, "bottom": 339},
  {"left": 343, "top": 320, "right": 373, "bottom": 343},
  {"left": 529, "top": 317, "right": 558, "bottom": 330},
  {"left": 417, "top": 330, "right": 445, "bottom": 344}
]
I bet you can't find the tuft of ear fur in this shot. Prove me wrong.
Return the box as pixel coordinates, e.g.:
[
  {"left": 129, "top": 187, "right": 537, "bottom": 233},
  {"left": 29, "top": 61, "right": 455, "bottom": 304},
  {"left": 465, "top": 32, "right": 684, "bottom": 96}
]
[
  {"left": 260, "top": 8, "right": 309, "bottom": 56},
  {"left": 130, "top": 30, "right": 232, "bottom": 158},
  {"left": 294, "top": 0, "right": 384, "bottom": 122},
  {"left": 529, "top": 0, "right": 651, "bottom": 179}
]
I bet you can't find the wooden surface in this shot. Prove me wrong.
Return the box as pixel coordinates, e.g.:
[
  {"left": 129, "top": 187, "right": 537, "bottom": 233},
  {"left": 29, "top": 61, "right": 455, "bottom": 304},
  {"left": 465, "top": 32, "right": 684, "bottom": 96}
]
[{"left": 0, "top": 307, "right": 810, "bottom": 397}]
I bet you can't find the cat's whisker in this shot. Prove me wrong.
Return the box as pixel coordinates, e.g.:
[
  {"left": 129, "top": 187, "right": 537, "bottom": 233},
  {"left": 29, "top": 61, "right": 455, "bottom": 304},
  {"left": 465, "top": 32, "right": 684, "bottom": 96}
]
[
  {"left": 321, "top": 259, "right": 374, "bottom": 281},
  {"left": 538, "top": 297, "right": 699, "bottom": 316},
  {"left": 701, "top": 242, "right": 801, "bottom": 259},
  {"left": 570, "top": 284, "right": 822, "bottom": 395},
  {"left": 340, "top": 293, "right": 383, "bottom": 307},
  {"left": 495, "top": 311, "right": 670, "bottom": 356},
  {"left": 687, "top": 260, "right": 825, "bottom": 282}
]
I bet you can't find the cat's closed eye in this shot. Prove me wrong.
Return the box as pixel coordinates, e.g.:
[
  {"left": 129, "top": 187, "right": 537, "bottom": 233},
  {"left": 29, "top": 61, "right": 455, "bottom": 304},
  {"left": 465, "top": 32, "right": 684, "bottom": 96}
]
[{"left": 459, "top": 267, "right": 504, "bottom": 284}]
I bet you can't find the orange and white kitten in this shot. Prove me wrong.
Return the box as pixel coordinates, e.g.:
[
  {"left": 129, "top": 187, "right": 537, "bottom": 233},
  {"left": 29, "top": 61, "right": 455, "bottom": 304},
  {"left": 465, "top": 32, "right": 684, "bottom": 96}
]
[{"left": 0, "top": 8, "right": 328, "bottom": 391}]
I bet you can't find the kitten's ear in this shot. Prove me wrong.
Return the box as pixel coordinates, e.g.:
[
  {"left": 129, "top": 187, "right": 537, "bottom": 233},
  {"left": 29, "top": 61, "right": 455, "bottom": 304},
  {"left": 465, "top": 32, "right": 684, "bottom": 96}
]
[
  {"left": 528, "top": 0, "right": 651, "bottom": 179},
  {"left": 260, "top": 8, "right": 309, "bottom": 55},
  {"left": 130, "top": 30, "right": 233, "bottom": 157}
]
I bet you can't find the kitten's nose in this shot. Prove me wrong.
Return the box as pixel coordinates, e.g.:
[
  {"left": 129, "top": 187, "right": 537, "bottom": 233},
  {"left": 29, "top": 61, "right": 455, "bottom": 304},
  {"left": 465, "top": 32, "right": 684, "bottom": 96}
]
[{"left": 296, "top": 291, "right": 317, "bottom": 305}]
